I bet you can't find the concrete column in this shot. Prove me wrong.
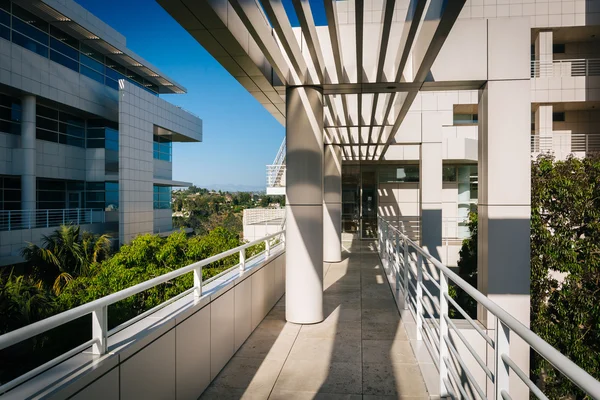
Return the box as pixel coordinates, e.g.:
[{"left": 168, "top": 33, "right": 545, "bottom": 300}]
[
  {"left": 285, "top": 86, "right": 324, "bottom": 324},
  {"left": 534, "top": 104, "right": 553, "bottom": 152},
  {"left": 534, "top": 30, "right": 553, "bottom": 77},
  {"left": 324, "top": 144, "right": 342, "bottom": 263},
  {"left": 479, "top": 17, "right": 531, "bottom": 399},
  {"left": 419, "top": 112, "right": 442, "bottom": 261},
  {"left": 21, "top": 95, "right": 36, "bottom": 211}
]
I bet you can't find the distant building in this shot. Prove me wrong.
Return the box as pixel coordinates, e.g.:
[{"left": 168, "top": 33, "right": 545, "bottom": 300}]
[{"left": 0, "top": 0, "right": 202, "bottom": 265}]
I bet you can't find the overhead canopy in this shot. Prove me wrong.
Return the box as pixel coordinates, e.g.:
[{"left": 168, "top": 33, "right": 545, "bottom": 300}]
[{"left": 158, "top": 0, "right": 466, "bottom": 159}]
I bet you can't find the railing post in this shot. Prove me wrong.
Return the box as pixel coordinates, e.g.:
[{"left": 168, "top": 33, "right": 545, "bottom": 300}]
[
  {"left": 7, "top": 210, "right": 10, "bottom": 231},
  {"left": 239, "top": 248, "right": 246, "bottom": 271},
  {"left": 46, "top": 209, "right": 49, "bottom": 228},
  {"left": 403, "top": 237, "right": 409, "bottom": 310},
  {"left": 77, "top": 208, "right": 80, "bottom": 225},
  {"left": 265, "top": 238, "right": 271, "bottom": 258},
  {"left": 91, "top": 306, "right": 107, "bottom": 355},
  {"left": 439, "top": 270, "right": 449, "bottom": 397},
  {"left": 193, "top": 265, "right": 202, "bottom": 298},
  {"left": 495, "top": 318, "right": 511, "bottom": 400},
  {"left": 90, "top": 209, "right": 93, "bottom": 224},
  {"left": 62, "top": 209, "right": 65, "bottom": 225},
  {"left": 416, "top": 252, "right": 423, "bottom": 341},
  {"left": 395, "top": 231, "right": 400, "bottom": 297},
  {"left": 28, "top": 210, "right": 31, "bottom": 229}
]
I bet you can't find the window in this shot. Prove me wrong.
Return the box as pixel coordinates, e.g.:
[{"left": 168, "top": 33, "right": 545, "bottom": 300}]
[
  {"left": 1, "top": 1, "right": 160, "bottom": 94},
  {"left": 85, "top": 181, "right": 104, "bottom": 209},
  {"left": 553, "top": 44, "right": 565, "bottom": 54},
  {"left": 443, "top": 166, "right": 457, "bottom": 182},
  {"left": 553, "top": 112, "right": 565, "bottom": 122},
  {"left": 36, "top": 104, "right": 85, "bottom": 148},
  {"left": 0, "top": 175, "right": 21, "bottom": 210},
  {"left": 105, "top": 182, "right": 118, "bottom": 210},
  {"left": 378, "top": 166, "right": 419, "bottom": 183},
  {"left": 453, "top": 113, "right": 478, "bottom": 125},
  {"left": 0, "top": 93, "right": 21, "bottom": 135},
  {"left": 153, "top": 135, "right": 172, "bottom": 162},
  {"left": 153, "top": 185, "right": 171, "bottom": 209}
]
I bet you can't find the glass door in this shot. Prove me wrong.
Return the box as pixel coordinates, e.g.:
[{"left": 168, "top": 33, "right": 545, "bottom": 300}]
[{"left": 361, "top": 169, "right": 377, "bottom": 238}]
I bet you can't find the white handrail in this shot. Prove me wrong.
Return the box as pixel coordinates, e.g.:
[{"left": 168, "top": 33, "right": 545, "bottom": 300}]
[
  {"left": 0, "top": 230, "right": 284, "bottom": 394},
  {"left": 0, "top": 208, "right": 105, "bottom": 231},
  {"left": 377, "top": 216, "right": 600, "bottom": 399}
]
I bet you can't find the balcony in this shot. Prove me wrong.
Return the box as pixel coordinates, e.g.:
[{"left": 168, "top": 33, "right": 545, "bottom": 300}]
[
  {"left": 0, "top": 208, "right": 105, "bottom": 232},
  {"left": 531, "top": 133, "right": 600, "bottom": 159},
  {"left": 531, "top": 58, "right": 600, "bottom": 78},
  {"left": 266, "top": 164, "right": 286, "bottom": 195},
  {"left": 242, "top": 208, "right": 286, "bottom": 242}
]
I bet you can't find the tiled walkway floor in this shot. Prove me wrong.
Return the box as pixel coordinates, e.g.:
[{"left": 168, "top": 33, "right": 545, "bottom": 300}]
[{"left": 201, "top": 239, "right": 428, "bottom": 399}]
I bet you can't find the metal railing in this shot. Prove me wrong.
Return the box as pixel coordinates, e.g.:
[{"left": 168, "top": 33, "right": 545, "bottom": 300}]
[
  {"left": 0, "top": 208, "right": 105, "bottom": 231},
  {"left": 531, "top": 134, "right": 600, "bottom": 154},
  {"left": 243, "top": 207, "right": 286, "bottom": 226},
  {"left": 377, "top": 216, "right": 600, "bottom": 399},
  {"left": 0, "top": 230, "right": 285, "bottom": 395},
  {"left": 531, "top": 58, "right": 600, "bottom": 78},
  {"left": 267, "top": 164, "right": 286, "bottom": 188}
]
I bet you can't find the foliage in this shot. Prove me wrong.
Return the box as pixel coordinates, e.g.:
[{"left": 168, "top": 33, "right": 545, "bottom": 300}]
[
  {"left": 529, "top": 154, "right": 600, "bottom": 399},
  {"left": 449, "top": 211, "right": 478, "bottom": 318},
  {"left": 453, "top": 154, "right": 600, "bottom": 398},
  {"left": 21, "top": 225, "right": 111, "bottom": 295}
]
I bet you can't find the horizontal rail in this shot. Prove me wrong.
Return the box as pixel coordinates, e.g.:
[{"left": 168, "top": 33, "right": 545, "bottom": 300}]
[
  {"left": 531, "top": 133, "right": 600, "bottom": 154},
  {"left": 0, "top": 208, "right": 105, "bottom": 231},
  {"left": 377, "top": 216, "right": 600, "bottom": 399},
  {"left": 531, "top": 58, "right": 600, "bottom": 78},
  {"left": 503, "top": 354, "right": 549, "bottom": 400},
  {"left": 0, "top": 230, "right": 284, "bottom": 353}
]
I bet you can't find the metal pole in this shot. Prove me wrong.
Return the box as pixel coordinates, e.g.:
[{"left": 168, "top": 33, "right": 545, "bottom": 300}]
[
  {"left": 7, "top": 211, "right": 10, "bottom": 231},
  {"left": 265, "top": 238, "right": 271, "bottom": 258},
  {"left": 91, "top": 306, "right": 107, "bottom": 355},
  {"left": 239, "top": 248, "right": 246, "bottom": 271},
  {"left": 193, "top": 266, "right": 202, "bottom": 298},
  {"left": 439, "top": 270, "right": 449, "bottom": 397},
  {"left": 495, "top": 318, "right": 511, "bottom": 399},
  {"left": 46, "top": 209, "right": 49, "bottom": 228},
  {"left": 416, "top": 252, "right": 423, "bottom": 341},
  {"left": 403, "top": 237, "right": 409, "bottom": 310}
]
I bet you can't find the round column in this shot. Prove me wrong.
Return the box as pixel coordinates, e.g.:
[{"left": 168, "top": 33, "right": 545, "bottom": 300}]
[
  {"left": 285, "top": 86, "right": 324, "bottom": 324},
  {"left": 324, "top": 144, "right": 342, "bottom": 262}
]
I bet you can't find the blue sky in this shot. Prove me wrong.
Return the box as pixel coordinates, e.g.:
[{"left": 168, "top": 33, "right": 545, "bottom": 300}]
[{"left": 75, "top": 0, "right": 285, "bottom": 190}]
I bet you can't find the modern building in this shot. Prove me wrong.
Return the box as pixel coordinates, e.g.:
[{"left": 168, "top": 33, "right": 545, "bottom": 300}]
[
  {"left": 1, "top": 0, "right": 600, "bottom": 399},
  {"left": 0, "top": 0, "right": 202, "bottom": 266}
]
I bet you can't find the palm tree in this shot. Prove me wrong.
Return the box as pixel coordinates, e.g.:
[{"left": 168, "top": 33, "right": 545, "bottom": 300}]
[{"left": 21, "top": 225, "right": 112, "bottom": 295}]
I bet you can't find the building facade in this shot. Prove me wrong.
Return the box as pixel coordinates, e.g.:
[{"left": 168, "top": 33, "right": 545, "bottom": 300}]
[{"left": 0, "top": 0, "right": 202, "bottom": 266}]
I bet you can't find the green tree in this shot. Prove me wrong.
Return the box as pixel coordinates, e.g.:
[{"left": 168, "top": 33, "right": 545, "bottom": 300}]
[{"left": 21, "top": 225, "right": 111, "bottom": 295}]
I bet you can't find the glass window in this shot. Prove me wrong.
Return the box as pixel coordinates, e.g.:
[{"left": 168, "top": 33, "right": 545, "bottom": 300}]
[
  {"left": 50, "top": 50, "right": 79, "bottom": 72},
  {"left": 37, "top": 116, "right": 58, "bottom": 131},
  {"left": 49, "top": 26, "right": 79, "bottom": 50},
  {"left": 153, "top": 134, "right": 172, "bottom": 162},
  {"left": 379, "top": 166, "right": 419, "bottom": 183},
  {"left": 81, "top": 65, "right": 104, "bottom": 84},
  {"left": 80, "top": 44, "right": 104, "bottom": 65},
  {"left": 12, "top": 16, "right": 48, "bottom": 45},
  {"left": 105, "top": 78, "right": 119, "bottom": 90},
  {"left": 37, "top": 105, "right": 58, "bottom": 119},
  {"left": 36, "top": 128, "right": 57, "bottom": 142},
  {"left": 153, "top": 185, "right": 171, "bottom": 209},
  {"left": 12, "top": 31, "right": 48, "bottom": 57},
  {"left": 60, "top": 111, "right": 84, "bottom": 127},
  {"left": 0, "top": 0, "right": 9, "bottom": 13},
  {"left": 50, "top": 37, "right": 78, "bottom": 61},
  {"left": 443, "top": 166, "right": 457, "bottom": 182},
  {"left": 12, "top": 5, "right": 48, "bottom": 33},
  {"left": 552, "top": 112, "right": 565, "bottom": 122},
  {"left": 453, "top": 113, "right": 478, "bottom": 125}
]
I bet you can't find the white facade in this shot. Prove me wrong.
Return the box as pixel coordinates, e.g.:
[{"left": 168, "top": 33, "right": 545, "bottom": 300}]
[{"left": 0, "top": 0, "right": 202, "bottom": 265}]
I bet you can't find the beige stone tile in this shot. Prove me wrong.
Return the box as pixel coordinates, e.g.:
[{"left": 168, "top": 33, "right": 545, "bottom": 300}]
[
  {"left": 362, "top": 321, "right": 408, "bottom": 341},
  {"left": 288, "top": 336, "right": 361, "bottom": 364},
  {"left": 363, "top": 363, "right": 427, "bottom": 397},
  {"left": 200, "top": 386, "right": 268, "bottom": 399},
  {"left": 362, "top": 340, "right": 417, "bottom": 364},
  {"left": 235, "top": 330, "right": 298, "bottom": 361},
  {"left": 298, "top": 319, "right": 361, "bottom": 341},
  {"left": 252, "top": 318, "right": 301, "bottom": 337},
  {"left": 274, "top": 359, "right": 362, "bottom": 394},
  {"left": 210, "top": 357, "right": 284, "bottom": 397},
  {"left": 269, "top": 390, "right": 362, "bottom": 399},
  {"left": 323, "top": 303, "right": 362, "bottom": 322},
  {"left": 362, "top": 297, "right": 398, "bottom": 311},
  {"left": 362, "top": 308, "right": 401, "bottom": 325}
]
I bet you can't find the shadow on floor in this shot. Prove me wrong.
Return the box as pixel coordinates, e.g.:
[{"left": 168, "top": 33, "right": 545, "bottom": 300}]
[{"left": 201, "top": 237, "right": 428, "bottom": 399}]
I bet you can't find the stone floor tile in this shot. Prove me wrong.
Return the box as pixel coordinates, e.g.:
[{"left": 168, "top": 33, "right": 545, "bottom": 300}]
[
  {"left": 235, "top": 330, "right": 298, "bottom": 361},
  {"left": 200, "top": 386, "right": 269, "bottom": 399},
  {"left": 287, "top": 336, "right": 362, "bottom": 363},
  {"left": 362, "top": 321, "right": 408, "bottom": 341},
  {"left": 209, "top": 357, "right": 284, "bottom": 397},
  {"left": 362, "top": 340, "right": 417, "bottom": 364},
  {"left": 269, "top": 390, "right": 363, "bottom": 399},
  {"left": 363, "top": 363, "right": 427, "bottom": 397},
  {"left": 274, "top": 359, "right": 362, "bottom": 394},
  {"left": 297, "top": 319, "right": 362, "bottom": 341}
]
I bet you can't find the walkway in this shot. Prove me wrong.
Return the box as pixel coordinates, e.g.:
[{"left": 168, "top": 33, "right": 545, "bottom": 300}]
[{"left": 201, "top": 239, "right": 429, "bottom": 399}]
